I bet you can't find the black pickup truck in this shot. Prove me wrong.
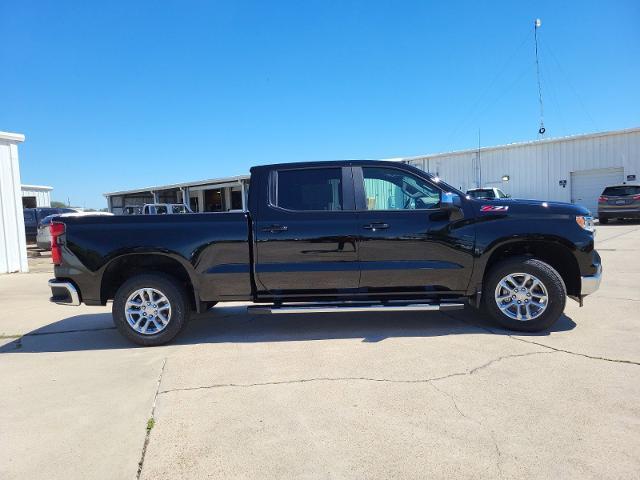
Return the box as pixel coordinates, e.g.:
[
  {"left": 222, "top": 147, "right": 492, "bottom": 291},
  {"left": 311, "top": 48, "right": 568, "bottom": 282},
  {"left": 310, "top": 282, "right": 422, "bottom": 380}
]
[{"left": 48, "top": 161, "right": 602, "bottom": 345}]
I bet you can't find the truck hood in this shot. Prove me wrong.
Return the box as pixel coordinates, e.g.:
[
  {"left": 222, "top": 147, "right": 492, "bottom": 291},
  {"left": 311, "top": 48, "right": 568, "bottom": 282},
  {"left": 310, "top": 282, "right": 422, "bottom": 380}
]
[{"left": 470, "top": 197, "right": 591, "bottom": 216}]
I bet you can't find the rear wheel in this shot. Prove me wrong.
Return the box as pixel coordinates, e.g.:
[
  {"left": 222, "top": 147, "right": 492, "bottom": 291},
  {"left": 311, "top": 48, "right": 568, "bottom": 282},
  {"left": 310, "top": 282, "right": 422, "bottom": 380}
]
[
  {"left": 483, "top": 257, "right": 566, "bottom": 332},
  {"left": 113, "top": 273, "right": 190, "bottom": 346}
]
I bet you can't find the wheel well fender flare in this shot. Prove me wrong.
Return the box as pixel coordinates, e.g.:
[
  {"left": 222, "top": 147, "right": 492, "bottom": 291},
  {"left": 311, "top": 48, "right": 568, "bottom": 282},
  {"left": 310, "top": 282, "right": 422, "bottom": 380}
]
[{"left": 99, "top": 252, "right": 200, "bottom": 307}]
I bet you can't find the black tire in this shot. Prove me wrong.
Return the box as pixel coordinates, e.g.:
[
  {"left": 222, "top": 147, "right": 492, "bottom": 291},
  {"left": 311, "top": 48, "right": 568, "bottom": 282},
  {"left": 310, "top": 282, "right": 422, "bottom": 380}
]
[
  {"left": 113, "top": 273, "right": 190, "bottom": 346},
  {"left": 482, "top": 256, "right": 566, "bottom": 332},
  {"left": 599, "top": 217, "right": 609, "bottom": 224}
]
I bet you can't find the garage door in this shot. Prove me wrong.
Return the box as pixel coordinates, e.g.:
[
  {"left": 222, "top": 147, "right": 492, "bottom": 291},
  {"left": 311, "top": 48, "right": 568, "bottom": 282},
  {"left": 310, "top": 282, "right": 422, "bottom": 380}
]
[{"left": 571, "top": 167, "right": 624, "bottom": 216}]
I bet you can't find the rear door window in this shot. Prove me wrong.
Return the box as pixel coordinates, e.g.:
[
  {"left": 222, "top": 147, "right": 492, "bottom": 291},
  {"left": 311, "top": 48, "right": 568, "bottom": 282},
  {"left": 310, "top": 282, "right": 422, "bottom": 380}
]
[{"left": 275, "top": 168, "right": 343, "bottom": 211}]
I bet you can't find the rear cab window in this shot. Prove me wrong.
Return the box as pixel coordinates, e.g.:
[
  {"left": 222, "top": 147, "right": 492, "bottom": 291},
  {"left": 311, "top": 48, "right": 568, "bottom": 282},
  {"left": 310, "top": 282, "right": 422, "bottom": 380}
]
[{"left": 274, "top": 168, "right": 343, "bottom": 211}]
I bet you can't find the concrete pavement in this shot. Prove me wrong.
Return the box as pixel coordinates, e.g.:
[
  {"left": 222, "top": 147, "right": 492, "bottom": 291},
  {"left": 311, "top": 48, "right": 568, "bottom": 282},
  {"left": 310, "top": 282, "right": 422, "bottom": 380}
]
[{"left": 1, "top": 223, "right": 639, "bottom": 479}]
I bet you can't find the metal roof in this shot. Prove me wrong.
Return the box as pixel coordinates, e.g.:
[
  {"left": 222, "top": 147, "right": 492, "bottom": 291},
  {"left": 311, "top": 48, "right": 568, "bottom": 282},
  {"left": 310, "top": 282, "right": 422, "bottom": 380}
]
[
  {"left": 0, "top": 131, "right": 25, "bottom": 143},
  {"left": 104, "top": 174, "right": 250, "bottom": 197},
  {"left": 21, "top": 184, "right": 53, "bottom": 191},
  {"left": 396, "top": 126, "right": 640, "bottom": 162}
]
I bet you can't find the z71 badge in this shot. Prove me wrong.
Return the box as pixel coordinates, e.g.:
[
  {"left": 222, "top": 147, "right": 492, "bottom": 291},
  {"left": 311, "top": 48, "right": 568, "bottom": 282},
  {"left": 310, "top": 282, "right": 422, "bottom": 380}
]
[{"left": 480, "top": 205, "right": 509, "bottom": 212}]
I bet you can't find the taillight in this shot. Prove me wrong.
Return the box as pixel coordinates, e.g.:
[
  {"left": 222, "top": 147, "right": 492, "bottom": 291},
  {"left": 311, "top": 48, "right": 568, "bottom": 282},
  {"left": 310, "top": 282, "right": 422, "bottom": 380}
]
[
  {"left": 50, "top": 222, "right": 65, "bottom": 265},
  {"left": 633, "top": 194, "right": 640, "bottom": 201},
  {"left": 598, "top": 196, "right": 608, "bottom": 203}
]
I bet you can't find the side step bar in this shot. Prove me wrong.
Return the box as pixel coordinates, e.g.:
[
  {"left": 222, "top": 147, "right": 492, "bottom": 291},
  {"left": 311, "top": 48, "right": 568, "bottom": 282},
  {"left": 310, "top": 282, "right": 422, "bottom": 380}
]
[{"left": 248, "top": 301, "right": 465, "bottom": 315}]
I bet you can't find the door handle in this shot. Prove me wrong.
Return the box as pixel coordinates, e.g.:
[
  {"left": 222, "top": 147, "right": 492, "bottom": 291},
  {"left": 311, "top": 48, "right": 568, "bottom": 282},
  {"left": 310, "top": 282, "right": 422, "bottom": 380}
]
[
  {"left": 363, "top": 222, "right": 389, "bottom": 230},
  {"left": 261, "top": 224, "right": 288, "bottom": 233}
]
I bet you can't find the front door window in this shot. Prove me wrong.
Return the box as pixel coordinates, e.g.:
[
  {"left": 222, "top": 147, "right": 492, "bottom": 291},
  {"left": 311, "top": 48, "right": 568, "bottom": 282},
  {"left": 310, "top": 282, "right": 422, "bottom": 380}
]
[{"left": 362, "top": 167, "right": 441, "bottom": 210}]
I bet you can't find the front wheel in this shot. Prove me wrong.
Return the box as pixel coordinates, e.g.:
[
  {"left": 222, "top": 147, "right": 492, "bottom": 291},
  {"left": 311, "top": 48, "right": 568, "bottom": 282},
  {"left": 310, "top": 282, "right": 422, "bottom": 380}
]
[
  {"left": 599, "top": 217, "right": 609, "bottom": 224},
  {"left": 113, "top": 273, "right": 190, "bottom": 346},
  {"left": 483, "top": 257, "right": 566, "bottom": 332}
]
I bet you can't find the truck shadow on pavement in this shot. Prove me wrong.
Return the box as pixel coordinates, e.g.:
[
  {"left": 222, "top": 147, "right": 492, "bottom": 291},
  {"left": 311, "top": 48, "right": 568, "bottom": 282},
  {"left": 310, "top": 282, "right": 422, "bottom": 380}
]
[{"left": 0, "top": 303, "right": 576, "bottom": 354}]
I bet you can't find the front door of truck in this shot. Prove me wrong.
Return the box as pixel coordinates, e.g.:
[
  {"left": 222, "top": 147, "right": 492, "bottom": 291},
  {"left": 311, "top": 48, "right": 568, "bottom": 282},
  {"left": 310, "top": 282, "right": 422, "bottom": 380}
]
[
  {"left": 254, "top": 166, "right": 360, "bottom": 296},
  {"left": 353, "top": 165, "right": 473, "bottom": 293}
]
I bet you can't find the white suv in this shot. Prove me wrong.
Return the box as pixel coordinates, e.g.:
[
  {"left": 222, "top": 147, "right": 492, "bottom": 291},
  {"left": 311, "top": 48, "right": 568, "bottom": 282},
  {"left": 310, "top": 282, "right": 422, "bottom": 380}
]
[{"left": 466, "top": 188, "right": 510, "bottom": 199}]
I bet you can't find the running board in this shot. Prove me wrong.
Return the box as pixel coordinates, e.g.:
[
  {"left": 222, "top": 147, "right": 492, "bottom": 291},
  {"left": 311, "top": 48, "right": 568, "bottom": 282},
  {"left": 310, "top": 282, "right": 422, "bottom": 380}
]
[{"left": 248, "top": 301, "right": 465, "bottom": 315}]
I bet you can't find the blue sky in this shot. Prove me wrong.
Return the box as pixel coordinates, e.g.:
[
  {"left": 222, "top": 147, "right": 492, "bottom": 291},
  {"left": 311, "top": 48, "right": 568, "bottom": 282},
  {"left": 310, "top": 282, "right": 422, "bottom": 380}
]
[{"left": 2, "top": 0, "right": 639, "bottom": 208}]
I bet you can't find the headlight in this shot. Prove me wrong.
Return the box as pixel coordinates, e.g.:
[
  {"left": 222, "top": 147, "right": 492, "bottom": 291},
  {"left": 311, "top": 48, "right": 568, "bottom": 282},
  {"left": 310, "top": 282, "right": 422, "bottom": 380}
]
[{"left": 576, "top": 215, "right": 595, "bottom": 232}]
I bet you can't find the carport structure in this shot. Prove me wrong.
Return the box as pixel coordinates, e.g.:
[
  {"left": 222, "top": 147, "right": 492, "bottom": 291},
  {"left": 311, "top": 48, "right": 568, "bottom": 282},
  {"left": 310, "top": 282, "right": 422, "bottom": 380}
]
[{"left": 104, "top": 174, "right": 250, "bottom": 214}]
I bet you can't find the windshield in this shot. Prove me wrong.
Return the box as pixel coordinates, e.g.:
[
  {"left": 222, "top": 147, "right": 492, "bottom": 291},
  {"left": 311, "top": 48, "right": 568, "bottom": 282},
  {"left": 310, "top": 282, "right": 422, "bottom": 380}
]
[{"left": 602, "top": 185, "right": 640, "bottom": 196}]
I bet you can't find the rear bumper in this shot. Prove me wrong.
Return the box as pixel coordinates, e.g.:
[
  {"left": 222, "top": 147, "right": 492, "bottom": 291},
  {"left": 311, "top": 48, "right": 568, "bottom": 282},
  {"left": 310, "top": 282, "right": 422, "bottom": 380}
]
[
  {"left": 598, "top": 209, "right": 640, "bottom": 219},
  {"left": 48, "top": 279, "right": 81, "bottom": 306},
  {"left": 580, "top": 264, "right": 602, "bottom": 296}
]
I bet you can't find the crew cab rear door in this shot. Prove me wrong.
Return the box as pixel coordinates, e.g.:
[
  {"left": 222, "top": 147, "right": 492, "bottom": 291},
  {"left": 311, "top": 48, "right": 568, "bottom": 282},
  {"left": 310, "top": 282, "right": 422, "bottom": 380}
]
[
  {"left": 353, "top": 165, "right": 473, "bottom": 293},
  {"left": 253, "top": 166, "right": 360, "bottom": 295}
]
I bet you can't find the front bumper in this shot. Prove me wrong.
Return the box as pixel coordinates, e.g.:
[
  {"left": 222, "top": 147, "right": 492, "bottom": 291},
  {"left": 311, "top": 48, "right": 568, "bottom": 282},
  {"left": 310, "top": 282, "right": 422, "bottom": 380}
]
[
  {"left": 580, "top": 264, "right": 602, "bottom": 296},
  {"left": 48, "top": 279, "right": 81, "bottom": 306}
]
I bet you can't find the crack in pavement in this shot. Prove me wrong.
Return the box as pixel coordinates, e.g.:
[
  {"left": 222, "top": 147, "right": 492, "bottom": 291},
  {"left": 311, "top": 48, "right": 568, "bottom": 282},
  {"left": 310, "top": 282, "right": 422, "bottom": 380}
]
[
  {"left": 156, "top": 346, "right": 541, "bottom": 477},
  {"left": 2, "top": 326, "right": 117, "bottom": 341},
  {"left": 137, "top": 357, "right": 167, "bottom": 480},
  {"left": 428, "top": 381, "right": 503, "bottom": 478},
  {"left": 509, "top": 336, "right": 640, "bottom": 365},
  {"left": 157, "top": 351, "right": 555, "bottom": 395},
  {"left": 590, "top": 295, "right": 640, "bottom": 303},
  {"left": 445, "top": 313, "right": 640, "bottom": 366},
  {"left": 26, "top": 326, "right": 117, "bottom": 336},
  {"left": 597, "top": 226, "right": 640, "bottom": 244}
]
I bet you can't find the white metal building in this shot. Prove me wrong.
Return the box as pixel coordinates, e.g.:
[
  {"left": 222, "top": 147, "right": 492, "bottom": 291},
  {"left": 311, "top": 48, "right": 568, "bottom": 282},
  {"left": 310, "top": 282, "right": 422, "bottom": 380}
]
[
  {"left": 21, "top": 184, "right": 52, "bottom": 208},
  {"left": 104, "top": 127, "right": 639, "bottom": 218},
  {"left": 400, "top": 127, "right": 640, "bottom": 216},
  {"left": 0, "top": 131, "right": 28, "bottom": 274}
]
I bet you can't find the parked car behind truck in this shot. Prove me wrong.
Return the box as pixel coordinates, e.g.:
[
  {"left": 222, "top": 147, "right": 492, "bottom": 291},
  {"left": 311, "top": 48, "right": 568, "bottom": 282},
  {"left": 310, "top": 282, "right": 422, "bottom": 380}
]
[
  {"left": 466, "top": 187, "right": 510, "bottom": 199},
  {"left": 37, "top": 212, "right": 114, "bottom": 249},
  {"left": 597, "top": 184, "right": 640, "bottom": 223},
  {"left": 23, "top": 207, "right": 76, "bottom": 241},
  {"left": 48, "top": 160, "right": 601, "bottom": 346}
]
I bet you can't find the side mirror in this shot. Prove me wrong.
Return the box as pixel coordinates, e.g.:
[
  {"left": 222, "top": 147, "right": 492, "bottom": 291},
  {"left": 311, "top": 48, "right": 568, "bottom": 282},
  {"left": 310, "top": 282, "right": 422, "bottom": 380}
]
[
  {"left": 440, "top": 192, "right": 464, "bottom": 221},
  {"left": 441, "top": 192, "right": 462, "bottom": 209},
  {"left": 505, "top": 194, "right": 511, "bottom": 198}
]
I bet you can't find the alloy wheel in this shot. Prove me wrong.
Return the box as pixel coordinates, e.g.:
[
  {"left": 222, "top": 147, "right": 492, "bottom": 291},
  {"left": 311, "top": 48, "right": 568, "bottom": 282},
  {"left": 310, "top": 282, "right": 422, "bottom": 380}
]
[
  {"left": 494, "top": 272, "right": 549, "bottom": 321},
  {"left": 124, "top": 288, "right": 172, "bottom": 335}
]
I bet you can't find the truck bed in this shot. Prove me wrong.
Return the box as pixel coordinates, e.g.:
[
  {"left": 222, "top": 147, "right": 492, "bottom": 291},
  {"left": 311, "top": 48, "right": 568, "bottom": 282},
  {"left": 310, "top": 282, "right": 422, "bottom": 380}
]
[{"left": 56, "top": 212, "right": 252, "bottom": 305}]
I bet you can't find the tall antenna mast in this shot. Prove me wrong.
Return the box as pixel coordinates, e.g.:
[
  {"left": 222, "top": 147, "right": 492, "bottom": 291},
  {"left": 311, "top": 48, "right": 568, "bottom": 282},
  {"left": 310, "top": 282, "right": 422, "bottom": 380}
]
[
  {"left": 534, "top": 18, "right": 546, "bottom": 136},
  {"left": 477, "top": 128, "right": 482, "bottom": 187}
]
